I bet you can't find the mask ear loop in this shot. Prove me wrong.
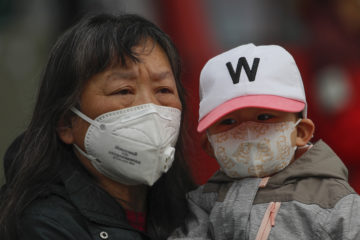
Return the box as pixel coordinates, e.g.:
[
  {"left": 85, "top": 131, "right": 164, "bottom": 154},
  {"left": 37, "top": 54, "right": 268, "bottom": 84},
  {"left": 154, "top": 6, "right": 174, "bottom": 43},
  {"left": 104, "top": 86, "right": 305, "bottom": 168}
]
[
  {"left": 73, "top": 144, "right": 98, "bottom": 162},
  {"left": 71, "top": 107, "right": 101, "bottom": 129},
  {"left": 295, "top": 118, "right": 302, "bottom": 127},
  {"left": 70, "top": 107, "right": 101, "bottom": 161},
  {"left": 294, "top": 118, "right": 312, "bottom": 149}
]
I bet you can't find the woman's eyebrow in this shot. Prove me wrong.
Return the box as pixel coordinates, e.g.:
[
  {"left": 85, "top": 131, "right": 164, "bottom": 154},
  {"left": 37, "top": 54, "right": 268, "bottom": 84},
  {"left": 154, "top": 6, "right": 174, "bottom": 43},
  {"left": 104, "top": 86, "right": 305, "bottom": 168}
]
[
  {"left": 106, "top": 71, "right": 137, "bottom": 81},
  {"left": 150, "top": 71, "right": 172, "bottom": 81},
  {"left": 104, "top": 70, "right": 173, "bottom": 83}
]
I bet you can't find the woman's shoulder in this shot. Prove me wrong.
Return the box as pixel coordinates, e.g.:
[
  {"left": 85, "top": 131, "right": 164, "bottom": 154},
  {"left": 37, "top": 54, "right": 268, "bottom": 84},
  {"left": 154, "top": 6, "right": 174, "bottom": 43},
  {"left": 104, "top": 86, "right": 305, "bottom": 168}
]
[
  {"left": 19, "top": 185, "right": 92, "bottom": 239},
  {"left": 22, "top": 186, "right": 80, "bottom": 219}
]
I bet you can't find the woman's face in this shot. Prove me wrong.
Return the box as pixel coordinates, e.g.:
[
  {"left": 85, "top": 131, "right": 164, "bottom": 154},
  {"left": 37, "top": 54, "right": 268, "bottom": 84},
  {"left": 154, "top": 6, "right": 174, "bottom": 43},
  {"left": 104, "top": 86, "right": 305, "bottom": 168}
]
[
  {"left": 80, "top": 39, "right": 181, "bottom": 121},
  {"left": 59, "top": 38, "right": 182, "bottom": 157}
]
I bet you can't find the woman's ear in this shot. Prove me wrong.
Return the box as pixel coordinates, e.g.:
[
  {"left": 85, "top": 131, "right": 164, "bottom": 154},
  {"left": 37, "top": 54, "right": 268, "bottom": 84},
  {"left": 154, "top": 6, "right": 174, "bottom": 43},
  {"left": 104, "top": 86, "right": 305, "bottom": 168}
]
[
  {"left": 201, "top": 132, "right": 215, "bottom": 158},
  {"left": 57, "top": 116, "right": 75, "bottom": 144},
  {"left": 296, "top": 118, "right": 315, "bottom": 147}
]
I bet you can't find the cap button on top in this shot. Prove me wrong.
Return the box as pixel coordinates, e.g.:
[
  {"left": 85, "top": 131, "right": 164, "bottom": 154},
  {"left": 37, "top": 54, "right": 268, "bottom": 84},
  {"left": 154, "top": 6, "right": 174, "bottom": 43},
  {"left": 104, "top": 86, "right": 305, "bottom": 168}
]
[{"left": 99, "top": 231, "right": 109, "bottom": 239}]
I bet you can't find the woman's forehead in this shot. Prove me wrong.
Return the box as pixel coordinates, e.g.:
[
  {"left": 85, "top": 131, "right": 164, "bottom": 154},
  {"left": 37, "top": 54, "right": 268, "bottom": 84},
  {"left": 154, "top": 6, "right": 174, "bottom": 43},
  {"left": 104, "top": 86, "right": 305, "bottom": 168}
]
[{"left": 104, "top": 39, "right": 167, "bottom": 69}]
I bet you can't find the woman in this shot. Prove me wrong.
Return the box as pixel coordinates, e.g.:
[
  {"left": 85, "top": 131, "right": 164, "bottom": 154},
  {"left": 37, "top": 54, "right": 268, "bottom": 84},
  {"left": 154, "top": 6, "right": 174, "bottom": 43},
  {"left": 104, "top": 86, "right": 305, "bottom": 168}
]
[{"left": 0, "top": 13, "right": 195, "bottom": 240}]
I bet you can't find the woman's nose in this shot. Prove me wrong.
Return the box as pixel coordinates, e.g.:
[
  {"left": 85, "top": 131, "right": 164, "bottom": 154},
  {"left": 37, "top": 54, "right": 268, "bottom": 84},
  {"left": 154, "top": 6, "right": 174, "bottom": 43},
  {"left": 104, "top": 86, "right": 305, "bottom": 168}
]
[{"left": 134, "top": 88, "right": 160, "bottom": 106}]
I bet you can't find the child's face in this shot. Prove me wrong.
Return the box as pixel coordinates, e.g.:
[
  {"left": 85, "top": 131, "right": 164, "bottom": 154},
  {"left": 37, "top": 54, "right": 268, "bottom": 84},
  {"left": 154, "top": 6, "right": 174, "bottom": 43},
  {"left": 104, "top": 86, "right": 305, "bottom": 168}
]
[
  {"left": 203, "top": 107, "right": 314, "bottom": 172},
  {"left": 205, "top": 108, "right": 300, "bottom": 172},
  {"left": 207, "top": 107, "right": 298, "bottom": 135}
]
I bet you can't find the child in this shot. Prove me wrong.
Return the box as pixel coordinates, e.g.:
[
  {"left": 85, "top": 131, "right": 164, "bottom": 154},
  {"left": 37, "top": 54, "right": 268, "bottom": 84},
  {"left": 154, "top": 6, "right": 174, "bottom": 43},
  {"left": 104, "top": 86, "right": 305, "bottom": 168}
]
[{"left": 170, "top": 44, "right": 360, "bottom": 240}]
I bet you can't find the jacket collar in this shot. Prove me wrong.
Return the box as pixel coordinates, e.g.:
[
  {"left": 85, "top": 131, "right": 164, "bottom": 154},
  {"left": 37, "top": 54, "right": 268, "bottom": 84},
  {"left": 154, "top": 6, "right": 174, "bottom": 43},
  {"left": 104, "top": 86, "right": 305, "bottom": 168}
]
[
  {"left": 59, "top": 152, "right": 132, "bottom": 228},
  {"left": 268, "top": 140, "right": 348, "bottom": 186}
]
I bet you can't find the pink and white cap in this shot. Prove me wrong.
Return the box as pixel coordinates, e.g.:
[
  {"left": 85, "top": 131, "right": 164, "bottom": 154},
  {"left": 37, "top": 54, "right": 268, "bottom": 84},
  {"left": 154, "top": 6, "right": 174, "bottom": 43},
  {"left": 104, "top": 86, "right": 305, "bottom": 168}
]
[{"left": 198, "top": 43, "right": 307, "bottom": 132}]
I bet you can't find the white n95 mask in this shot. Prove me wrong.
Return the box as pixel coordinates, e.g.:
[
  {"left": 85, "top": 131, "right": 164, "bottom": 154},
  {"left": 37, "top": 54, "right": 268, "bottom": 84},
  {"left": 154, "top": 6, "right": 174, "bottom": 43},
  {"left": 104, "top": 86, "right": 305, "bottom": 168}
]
[
  {"left": 208, "top": 119, "right": 301, "bottom": 178},
  {"left": 71, "top": 103, "right": 181, "bottom": 186}
]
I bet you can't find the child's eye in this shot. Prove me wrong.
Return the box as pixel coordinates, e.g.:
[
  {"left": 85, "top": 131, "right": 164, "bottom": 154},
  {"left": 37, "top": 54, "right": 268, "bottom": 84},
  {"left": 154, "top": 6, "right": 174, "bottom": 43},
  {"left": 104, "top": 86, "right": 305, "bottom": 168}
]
[
  {"left": 257, "top": 114, "right": 274, "bottom": 121},
  {"left": 220, "top": 118, "right": 237, "bottom": 125}
]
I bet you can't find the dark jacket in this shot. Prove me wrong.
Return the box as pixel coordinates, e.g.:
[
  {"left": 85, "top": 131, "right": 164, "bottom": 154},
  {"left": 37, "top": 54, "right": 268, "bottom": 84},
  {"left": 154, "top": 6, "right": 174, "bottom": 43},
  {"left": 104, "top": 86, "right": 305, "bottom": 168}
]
[{"left": 17, "top": 150, "right": 150, "bottom": 240}]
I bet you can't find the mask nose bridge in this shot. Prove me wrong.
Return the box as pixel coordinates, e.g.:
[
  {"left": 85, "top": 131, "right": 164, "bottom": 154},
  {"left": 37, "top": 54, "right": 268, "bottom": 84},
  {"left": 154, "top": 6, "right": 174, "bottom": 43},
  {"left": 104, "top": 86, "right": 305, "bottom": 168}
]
[
  {"left": 134, "top": 76, "right": 161, "bottom": 106},
  {"left": 235, "top": 121, "right": 254, "bottom": 141},
  {"left": 140, "top": 93, "right": 160, "bottom": 106}
]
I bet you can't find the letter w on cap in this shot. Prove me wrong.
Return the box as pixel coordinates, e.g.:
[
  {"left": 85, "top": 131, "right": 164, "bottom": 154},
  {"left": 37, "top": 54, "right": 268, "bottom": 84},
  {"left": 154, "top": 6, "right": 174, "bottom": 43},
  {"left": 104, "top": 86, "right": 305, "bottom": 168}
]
[{"left": 226, "top": 57, "right": 260, "bottom": 84}]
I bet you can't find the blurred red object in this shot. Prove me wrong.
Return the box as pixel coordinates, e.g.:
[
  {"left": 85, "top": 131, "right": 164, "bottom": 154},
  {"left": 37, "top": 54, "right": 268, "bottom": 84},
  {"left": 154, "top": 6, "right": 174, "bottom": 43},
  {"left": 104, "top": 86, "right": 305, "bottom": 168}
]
[
  {"left": 158, "top": 0, "right": 220, "bottom": 184},
  {"left": 298, "top": 0, "right": 360, "bottom": 192},
  {"left": 157, "top": 0, "right": 360, "bottom": 192}
]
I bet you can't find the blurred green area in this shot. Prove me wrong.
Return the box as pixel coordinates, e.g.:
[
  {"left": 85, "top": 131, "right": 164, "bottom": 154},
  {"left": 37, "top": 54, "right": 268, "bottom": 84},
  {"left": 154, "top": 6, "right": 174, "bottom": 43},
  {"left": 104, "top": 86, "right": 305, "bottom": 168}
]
[
  {"left": 0, "top": 32, "right": 46, "bottom": 186},
  {"left": 0, "top": 0, "right": 55, "bottom": 185}
]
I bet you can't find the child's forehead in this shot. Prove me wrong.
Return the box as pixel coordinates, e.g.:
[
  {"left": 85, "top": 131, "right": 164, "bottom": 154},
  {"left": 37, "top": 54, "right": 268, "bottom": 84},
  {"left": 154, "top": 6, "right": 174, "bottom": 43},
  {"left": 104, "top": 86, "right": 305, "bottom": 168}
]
[{"left": 220, "top": 107, "right": 296, "bottom": 118}]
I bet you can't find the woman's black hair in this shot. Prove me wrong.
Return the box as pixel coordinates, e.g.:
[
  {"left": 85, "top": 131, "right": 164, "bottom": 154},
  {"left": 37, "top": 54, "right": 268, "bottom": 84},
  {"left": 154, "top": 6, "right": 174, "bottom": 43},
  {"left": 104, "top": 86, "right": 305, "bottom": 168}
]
[{"left": 0, "top": 13, "right": 195, "bottom": 240}]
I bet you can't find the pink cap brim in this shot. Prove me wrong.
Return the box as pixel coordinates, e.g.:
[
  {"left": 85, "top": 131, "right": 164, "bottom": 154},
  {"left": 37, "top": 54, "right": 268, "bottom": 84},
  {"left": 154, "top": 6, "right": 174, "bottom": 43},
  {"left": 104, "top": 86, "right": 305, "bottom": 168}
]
[{"left": 197, "top": 95, "right": 305, "bottom": 132}]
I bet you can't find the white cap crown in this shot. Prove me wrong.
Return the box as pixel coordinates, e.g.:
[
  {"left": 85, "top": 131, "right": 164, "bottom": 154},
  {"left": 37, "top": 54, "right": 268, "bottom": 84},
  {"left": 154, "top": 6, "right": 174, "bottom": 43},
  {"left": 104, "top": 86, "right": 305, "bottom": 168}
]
[{"left": 198, "top": 43, "right": 307, "bottom": 132}]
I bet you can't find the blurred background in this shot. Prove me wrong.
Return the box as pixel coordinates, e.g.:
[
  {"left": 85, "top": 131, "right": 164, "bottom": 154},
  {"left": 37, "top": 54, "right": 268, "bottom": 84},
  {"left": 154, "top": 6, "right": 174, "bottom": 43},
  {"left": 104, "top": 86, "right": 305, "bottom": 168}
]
[{"left": 1, "top": 0, "right": 360, "bottom": 191}]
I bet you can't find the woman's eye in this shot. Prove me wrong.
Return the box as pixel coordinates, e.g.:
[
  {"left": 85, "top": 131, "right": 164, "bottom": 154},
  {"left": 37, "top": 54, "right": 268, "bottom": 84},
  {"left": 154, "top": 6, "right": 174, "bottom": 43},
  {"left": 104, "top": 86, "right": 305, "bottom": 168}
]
[
  {"left": 220, "top": 118, "right": 237, "bottom": 125},
  {"left": 257, "top": 114, "right": 274, "bottom": 121},
  {"left": 111, "top": 89, "right": 132, "bottom": 95},
  {"left": 158, "top": 87, "right": 173, "bottom": 94}
]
